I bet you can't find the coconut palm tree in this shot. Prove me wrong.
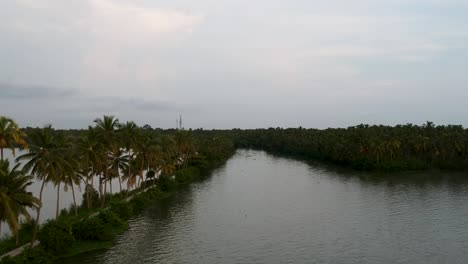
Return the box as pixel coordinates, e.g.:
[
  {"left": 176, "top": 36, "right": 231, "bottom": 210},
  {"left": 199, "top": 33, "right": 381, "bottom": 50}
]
[
  {"left": 0, "top": 116, "right": 28, "bottom": 161},
  {"left": 76, "top": 126, "right": 104, "bottom": 208},
  {"left": 62, "top": 155, "right": 82, "bottom": 216},
  {"left": 0, "top": 160, "right": 40, "bottom": 245},
  {"left": 118, "top": 121, "right": 139, "bottom": 193},
  {"left": 109, "top": 148, "right": 129, "bottom": 193},
  {"left": 94, "top": 115, "right": 119, "bottom": 207},
  {"left": 16, "top": 125, "right": 69, "bottom": 245}
]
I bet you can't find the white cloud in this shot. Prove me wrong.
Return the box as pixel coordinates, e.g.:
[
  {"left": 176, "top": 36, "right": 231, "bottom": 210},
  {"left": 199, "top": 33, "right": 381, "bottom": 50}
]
[{"left": 86, "top": 0, "right": 202, "bottom": 42}]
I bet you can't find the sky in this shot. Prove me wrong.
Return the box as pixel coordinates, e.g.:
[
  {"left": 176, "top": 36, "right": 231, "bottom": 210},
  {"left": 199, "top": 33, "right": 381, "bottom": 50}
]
[{"left": 1, "top": 0, "right": 468, "bottom": 129}]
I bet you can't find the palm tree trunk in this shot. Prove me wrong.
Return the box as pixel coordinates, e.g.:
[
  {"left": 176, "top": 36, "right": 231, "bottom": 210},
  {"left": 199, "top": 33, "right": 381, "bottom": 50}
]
[
  {"left": 15, "top": 218, "right": 19, "bottom": 245},
  {"left": 139, "top": 163, "right": 145, "bottom": 188},
  {"left": 101, "top": 153, "right": 109, "bottom": 207},
  {"left": 103, "top": 179, "right": 107, "bottom": 206},
  {"left": 31, "top": 179, "right": 46, "bottom": 246},
  {"left": 71, "top": 182, "right": 77, "bottom": 216},
  {"left": 99, "top": 176, "right": 104, "bottom": 208},
  {"left": 127, "top": 165, "right": 131, "bottom": 195},
  {"left": 0, "top": 148, "right": 3, "bottom": 161},
  {"left": 118, "top": 175, "right": 122, "bottom": 193},
  {"left": 86, "top": 164, "right": 92, "bottom": 209},
  {"left": 91, "top": 169, "right": 96, "bottom": 208},
  {"left": 110, "top": 178, "right": 113, "bottom": 196},
  {"left": 56, "top": 182, "right": 61, "bottom": 218}
]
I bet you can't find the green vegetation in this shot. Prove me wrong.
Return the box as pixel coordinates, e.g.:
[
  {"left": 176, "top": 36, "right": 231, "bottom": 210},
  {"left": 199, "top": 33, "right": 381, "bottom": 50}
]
[
  {"left": 3, "top": 114, "right": 467, "bottom": 263},
  {"left": 228, "top": 123, "right": 468, "bottom": 171},
  {"left": 0, "top": 115, "right": 235, "bottom": 264}
]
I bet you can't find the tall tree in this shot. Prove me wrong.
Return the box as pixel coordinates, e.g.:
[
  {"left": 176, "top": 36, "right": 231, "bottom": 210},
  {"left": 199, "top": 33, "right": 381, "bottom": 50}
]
[
  {"left": 17, "top": 125, "right": 69, "bottom": 245},
  {"left": 94, "top": 115, "right": 119, "bottom": 207},
  {"left": 118, "top": 121, "right": 139, "bottom": 193},
  {"left": 76, "top": 126, "right": 103, "bottom": 208}
]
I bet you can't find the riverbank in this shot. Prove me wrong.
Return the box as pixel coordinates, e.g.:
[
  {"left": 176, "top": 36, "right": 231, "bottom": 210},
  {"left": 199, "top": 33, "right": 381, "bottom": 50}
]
[{"left": 0, "top": 153, "right": 234, "bottom": 264}]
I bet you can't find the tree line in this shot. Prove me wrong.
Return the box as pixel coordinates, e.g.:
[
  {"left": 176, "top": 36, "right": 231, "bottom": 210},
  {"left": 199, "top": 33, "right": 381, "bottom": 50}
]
[
  {"left": 0, "top": 115, "right": 234, "bottom": 248},
  {"left": 226, "top": 122, "right": 468, "bottom": 171}
]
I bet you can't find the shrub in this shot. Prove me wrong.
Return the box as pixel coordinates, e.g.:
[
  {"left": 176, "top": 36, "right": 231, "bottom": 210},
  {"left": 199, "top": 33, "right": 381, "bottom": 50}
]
[
  {"left": 175, "top": 167, "right": 200, "bottom": 184},
  {"left": 157, "top": 176, "right": 177, "bottom": 192},
  {"left": 72, "top": 217, "right": 112, "bottom": 241},
  {"left": 97, "top": 210, "right": 127, "bottom": 230},
  {"left": 130, "top": 195, "right": 150, "bottom": 214},
  {"left": 38, "top": 220, "right": 75, "bottom": 254},
  {"left": 110, "top": 202, "right": 134, "bottom": 220}
]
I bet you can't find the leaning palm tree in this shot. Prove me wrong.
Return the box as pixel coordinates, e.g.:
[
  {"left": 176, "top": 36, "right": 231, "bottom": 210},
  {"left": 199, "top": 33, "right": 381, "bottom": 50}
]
[
  {"left": 0, "top": 160, "right": 40, "bottom": 245},
  {"left": 94, "top": 115, "right": 119, "bottom": 207},
  {"left": 17, "top": 125, "right": 69, "bottom": 245},
  {"left": 0, "top": 116, "right": 28, "bottom": 161}
]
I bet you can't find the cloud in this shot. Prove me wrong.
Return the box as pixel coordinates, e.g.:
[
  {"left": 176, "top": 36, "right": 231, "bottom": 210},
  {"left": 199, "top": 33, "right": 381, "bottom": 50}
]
[
  {"left": 85, "top": 0, "right": 202, "bottom": 42},
  {"left": 0, "top": 81, "right": 77, "bottom": 98},
  {"left": 1, "top": 0, "right": 203, "bottom": 97},
  {"left": 1, "top": 0, "right": 468, "bottom": 128}
]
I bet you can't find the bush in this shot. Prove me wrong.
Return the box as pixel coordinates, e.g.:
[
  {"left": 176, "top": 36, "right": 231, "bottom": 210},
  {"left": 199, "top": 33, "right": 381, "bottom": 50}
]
[
  {"left": 130, "top": 194, "right": 150, "bottom": 214},
  {"left": 97, "top": 210, "right": 127, "bottom": 230},
  {"left": 175, "top": 167, "right": 200, "bottom": 184},
  {"left": 38, "top": 220, "right": 75, "bottom": 254},
  {"left": 72, "top": 217, "right": 112, "bottom": 241},
  {"left": 110, "top": 202, "right": 134, "bottom": 220},
  {"left": 157, "top": 176, "right": 177, "bottom": 192}
]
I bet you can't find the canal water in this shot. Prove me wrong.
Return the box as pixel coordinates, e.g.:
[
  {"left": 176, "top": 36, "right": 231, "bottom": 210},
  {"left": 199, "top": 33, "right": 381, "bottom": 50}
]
[{"left": 53, "top": 150, "right": 468, "bottom": 263}]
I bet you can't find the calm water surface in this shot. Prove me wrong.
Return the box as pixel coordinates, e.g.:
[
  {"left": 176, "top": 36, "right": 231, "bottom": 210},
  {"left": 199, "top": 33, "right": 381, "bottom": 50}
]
[{"left": 66, "top": 150, "right": 468, "bottom": 264}]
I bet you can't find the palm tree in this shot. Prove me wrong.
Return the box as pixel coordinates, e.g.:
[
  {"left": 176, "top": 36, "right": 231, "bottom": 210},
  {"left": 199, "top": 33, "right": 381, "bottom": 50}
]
[
  {"left": 62, "top": 155, "right": 82, "bottom": 216},
  {"left": 0, "top": 116, "right": 28, "bottom": 161},
  {"left": 76, "top": 126, "right": 104, "bottom": 208},
  {"left": 0, "top": 160, "right": 40, "bottom": 245},
  {"left": 118, "top": 121, "right": 139, "bottom": 194},
  {"left": 16, "top": 125, "right": 69, "bottom": 245},
  {"left": 94, "top": 115, "right": 119, "bottom": 207},
  {"left": 134, "top": 134, "right": 160, "bottom": 188},
  {"left": 109, "top": 149, "right": 129, "bottom": 193}
]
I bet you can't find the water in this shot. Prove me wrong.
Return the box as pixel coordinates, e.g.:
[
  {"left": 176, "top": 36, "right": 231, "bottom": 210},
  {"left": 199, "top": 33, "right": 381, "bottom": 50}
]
[{"left": 67, "top": 150, "right": 468, "bottom": 263}]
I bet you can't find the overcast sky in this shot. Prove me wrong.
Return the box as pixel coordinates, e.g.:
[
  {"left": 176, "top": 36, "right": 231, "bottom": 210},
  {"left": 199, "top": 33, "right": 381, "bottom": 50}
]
[{"left": 1, "top": 0, "right": 468, "bottom": 129}]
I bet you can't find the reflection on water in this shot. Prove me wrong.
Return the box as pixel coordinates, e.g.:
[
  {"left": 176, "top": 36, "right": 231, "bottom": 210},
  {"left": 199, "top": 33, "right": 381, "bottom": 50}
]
[{"left": 64, "top": 150, "right": 468, "bottom": 263}]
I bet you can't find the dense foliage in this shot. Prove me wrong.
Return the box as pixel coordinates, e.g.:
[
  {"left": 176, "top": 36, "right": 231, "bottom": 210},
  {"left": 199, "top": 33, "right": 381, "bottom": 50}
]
[{"left": 229, "top": 122, "right": 468, "bottom": 171}]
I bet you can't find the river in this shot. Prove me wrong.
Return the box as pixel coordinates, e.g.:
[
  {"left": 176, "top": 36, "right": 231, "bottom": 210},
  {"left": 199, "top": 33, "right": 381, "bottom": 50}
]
[{"left": 63, "top": 150, "right": 468, "bottom": 263}]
